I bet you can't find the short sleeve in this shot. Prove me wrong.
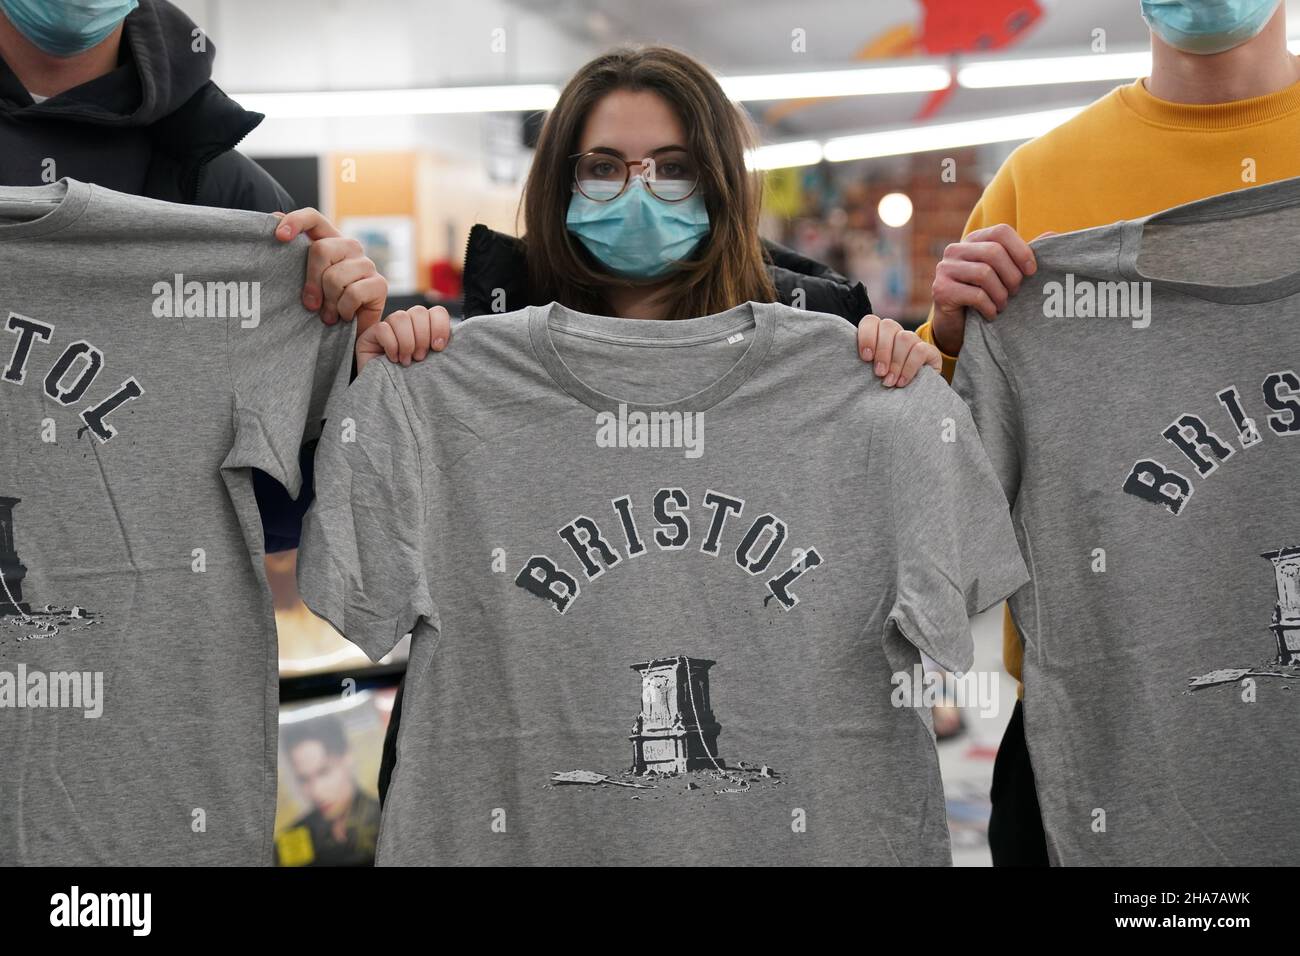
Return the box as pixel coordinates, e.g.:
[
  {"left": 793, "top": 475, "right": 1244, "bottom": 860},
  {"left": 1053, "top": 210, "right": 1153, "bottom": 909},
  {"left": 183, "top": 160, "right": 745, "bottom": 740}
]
[
  {"left": 297, "top": 361, "right": 436, "bottom": 662},
  {"left": 885, "top": 370, "right": 1029, "bottom": 673},
  {"left": 223, "top": 230, "right": 355, "bottom": 498},
  {"left": 951, "top": 310, "right": 1023, "bottom": 507}
]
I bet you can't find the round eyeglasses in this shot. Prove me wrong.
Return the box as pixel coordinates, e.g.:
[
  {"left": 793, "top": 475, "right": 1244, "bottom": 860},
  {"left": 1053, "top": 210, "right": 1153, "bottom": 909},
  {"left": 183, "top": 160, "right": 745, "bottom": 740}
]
[{"left": 570, "top": 149, "right": 701, "bottom": 203}]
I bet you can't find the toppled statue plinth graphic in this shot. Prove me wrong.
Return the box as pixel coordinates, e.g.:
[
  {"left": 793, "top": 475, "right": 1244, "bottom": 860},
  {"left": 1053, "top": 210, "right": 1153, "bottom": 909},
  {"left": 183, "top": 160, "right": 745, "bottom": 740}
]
[
  {"left": 1188, "top": 545, "right": 1300, "bottom": 690},
  {"left": 547, "top": 655, "right": 782, "bottom": 798},
  {"left": 0, "top": 496, "right": 98, "bottom": 646},
  {"left": 629, "top": 656, "right": 722, "bottom": 775},
  {"left": 0, "top": 496, "right": 29, "bottom": 616},
  {"left": 1262, "top": 546, "right": 1300, "bottom": 666}
]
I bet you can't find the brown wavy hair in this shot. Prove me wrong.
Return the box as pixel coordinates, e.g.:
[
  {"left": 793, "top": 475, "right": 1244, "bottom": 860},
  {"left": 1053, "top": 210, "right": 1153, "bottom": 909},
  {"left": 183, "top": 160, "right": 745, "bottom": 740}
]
[{"left": 521, "top": 45, "right": 775, "bottom": 320}]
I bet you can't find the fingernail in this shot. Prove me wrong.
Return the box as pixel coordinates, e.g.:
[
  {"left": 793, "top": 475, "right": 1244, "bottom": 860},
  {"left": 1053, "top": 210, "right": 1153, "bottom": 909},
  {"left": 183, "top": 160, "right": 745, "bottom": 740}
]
[
  {"left": 884, "top": 374, "right": 896, "bottom": 387},
  {"left": 875, "top": 362, "right": 886, "bottom": 376},
  {"left": 861, "top": 347, "right": 873, "bottom": 361},
  {"left": 433, "top": 337, "right": 446, "bottom": 350}
]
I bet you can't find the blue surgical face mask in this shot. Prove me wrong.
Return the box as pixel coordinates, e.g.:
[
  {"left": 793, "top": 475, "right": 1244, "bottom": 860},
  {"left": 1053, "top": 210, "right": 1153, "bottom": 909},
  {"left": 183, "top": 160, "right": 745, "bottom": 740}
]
[
  {"left": 1140, "top": 0, "right": 1280, "bottom": 55},
  {"left": 565, "top": 177, "right": 710, "bottom": 279},
  {"left": 0, "top": 0, "right": 139, "bottom": 57}
]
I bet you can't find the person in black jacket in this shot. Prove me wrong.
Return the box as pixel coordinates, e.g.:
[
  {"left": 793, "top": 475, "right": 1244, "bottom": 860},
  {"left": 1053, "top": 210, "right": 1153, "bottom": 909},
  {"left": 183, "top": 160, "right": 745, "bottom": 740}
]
[
  {"left": 457, "top": 222, "right": 875, "bottom": 330},
  {"left": 0, "top": 0, "right": 388, "bottom": 550},
  {"left": 363, "top": 46, "right": 944, "bottom": 804}
]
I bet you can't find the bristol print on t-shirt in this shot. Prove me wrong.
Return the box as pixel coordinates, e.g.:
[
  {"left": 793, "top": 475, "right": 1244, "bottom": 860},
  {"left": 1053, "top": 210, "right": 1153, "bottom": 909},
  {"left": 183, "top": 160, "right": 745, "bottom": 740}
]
[
  {"left": 953, "top": 176, "right": 1300, "bottom": 866},
  {"left": 1120, "top": 367, "right": 1300, "bottom": 684},
  {"left": 299, "top": 301, "right": 1028, "bottom": 866},
  {"left": 514, "top": 483, "right": 825, "bottom": 795},
  {"left": 0, "top": 179, "right": 354, "bottom": 866}
]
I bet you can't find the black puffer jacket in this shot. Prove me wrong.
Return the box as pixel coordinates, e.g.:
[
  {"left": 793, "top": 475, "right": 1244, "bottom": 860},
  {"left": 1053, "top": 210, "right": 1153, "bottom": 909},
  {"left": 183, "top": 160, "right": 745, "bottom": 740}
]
[
  {"left": 1, "top": 0, "right": 308, "bottom": 550},
  {"left": 460, "top": 223, "right": 872, "bottom": 321},
  {"left": 377, "top": 224, "right": 873, "bottom": 806}
]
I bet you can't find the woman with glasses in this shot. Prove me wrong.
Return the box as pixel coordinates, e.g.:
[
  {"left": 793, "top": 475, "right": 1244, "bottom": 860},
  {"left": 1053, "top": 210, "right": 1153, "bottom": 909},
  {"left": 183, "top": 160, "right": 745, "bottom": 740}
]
[
  {"left": 358, "top": 45, "right": 945, "bottom": 804},
  {"left": 360, "top": 45, "right": 940, "bottom": 385}
]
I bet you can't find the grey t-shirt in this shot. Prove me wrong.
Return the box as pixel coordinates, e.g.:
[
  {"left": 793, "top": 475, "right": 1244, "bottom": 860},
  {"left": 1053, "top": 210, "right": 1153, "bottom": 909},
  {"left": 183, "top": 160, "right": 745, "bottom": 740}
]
[
  {"left": 954, "top": 176, "right": 1300, "bottom": 866},
  {"left": 298, "top": 300, "right": 1027, "bottom": 866},
  {"left": 0, "top": 179, "right": 354, "bottom": 865}
]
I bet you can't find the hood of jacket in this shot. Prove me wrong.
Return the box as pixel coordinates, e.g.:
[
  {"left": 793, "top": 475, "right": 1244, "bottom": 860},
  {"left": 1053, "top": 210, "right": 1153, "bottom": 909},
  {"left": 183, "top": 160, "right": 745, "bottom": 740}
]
[
  {"left": 461, "top": 223, "right": 871, "bottom": 323},
  {"left": 0, "top": 0, "right": 266, "bottom": 201},
  {"left": 3, "top": 0, "right": 223, "bottom": 126}
]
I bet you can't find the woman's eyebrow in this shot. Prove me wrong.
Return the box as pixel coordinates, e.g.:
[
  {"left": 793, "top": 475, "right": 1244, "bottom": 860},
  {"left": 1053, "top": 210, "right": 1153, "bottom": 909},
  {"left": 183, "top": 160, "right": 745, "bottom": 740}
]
[{"left": 584, "top": 144, "right": 689, "bottom": 157}]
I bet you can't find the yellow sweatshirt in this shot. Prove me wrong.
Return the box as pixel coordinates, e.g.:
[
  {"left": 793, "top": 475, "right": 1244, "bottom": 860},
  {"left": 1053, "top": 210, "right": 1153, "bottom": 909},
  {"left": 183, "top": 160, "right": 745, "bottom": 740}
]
[{"left": 917, "top": 73, "right": 1300, "bottom": 689}]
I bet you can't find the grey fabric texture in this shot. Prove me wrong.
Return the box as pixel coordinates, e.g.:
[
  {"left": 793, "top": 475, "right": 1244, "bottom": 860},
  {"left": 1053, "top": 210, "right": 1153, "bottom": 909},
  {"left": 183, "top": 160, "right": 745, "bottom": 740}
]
[
  {"left": 953, "top": 176, "right": 1300, "bottom": 866},
  {"left": 0, "top": 179, "right": 354, "bottom": 865},
  {"left": 299, "top": 300, "right": 1027, "bottom": 866}
]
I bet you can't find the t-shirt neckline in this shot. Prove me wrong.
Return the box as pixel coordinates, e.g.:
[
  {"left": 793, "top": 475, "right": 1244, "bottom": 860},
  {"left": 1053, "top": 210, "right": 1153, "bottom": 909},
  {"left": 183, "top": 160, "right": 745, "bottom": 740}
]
[
  {"left": 1117, "top": 176, "right": 1300, "bottom": 304},
  {"left": 527, "top": 300, "right": 775, "bottom": 415},
  {"left": 0, "top": 178, "right": 92, "bottom": 241}
]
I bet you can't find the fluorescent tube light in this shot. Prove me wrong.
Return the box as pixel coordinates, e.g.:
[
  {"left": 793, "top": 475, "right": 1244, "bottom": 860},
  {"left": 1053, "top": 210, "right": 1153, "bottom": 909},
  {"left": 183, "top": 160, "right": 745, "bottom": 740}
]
[
  {"left": 747, "top": 140, "right": 825, "bottom": 170},
  {"left": 958, "top": 51, "right": 1152, "bottom": 88},
  {"left": 822, "top": 106, "right": 1087, "bottom": 162},
  {"left": 719, "top": 64, "right": 950, "bottom": 101},
  {"left": 236, "top": 84, "right": 560, "bottom": 118},
  {"left": 963, "top": 39, "right": 1300, "bottom": 87}
]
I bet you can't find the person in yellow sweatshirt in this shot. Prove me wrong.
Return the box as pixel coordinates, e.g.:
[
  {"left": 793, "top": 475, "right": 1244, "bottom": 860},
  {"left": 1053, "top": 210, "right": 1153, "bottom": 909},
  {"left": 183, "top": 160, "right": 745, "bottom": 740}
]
[{"left": 916, "top": 0, "right": 1300, "bottom": 865}]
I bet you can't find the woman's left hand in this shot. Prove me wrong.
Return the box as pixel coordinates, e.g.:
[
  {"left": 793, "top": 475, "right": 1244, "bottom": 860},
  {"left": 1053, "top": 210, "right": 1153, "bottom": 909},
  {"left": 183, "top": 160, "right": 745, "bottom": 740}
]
[
  {"left": 357, "top": 305, "right": 451, "bottom": 373},
  {"left": 273, "top": 208, "right": 388, "bottom": 334},
  {"left": 856, "top": 314, "right": 941, "bottom": 388}
]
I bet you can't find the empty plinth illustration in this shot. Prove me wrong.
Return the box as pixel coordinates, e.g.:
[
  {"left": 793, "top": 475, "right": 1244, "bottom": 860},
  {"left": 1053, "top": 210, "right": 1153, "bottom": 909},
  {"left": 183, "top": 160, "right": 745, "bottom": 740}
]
[
  {"left": 0, "top": 497, "right": 29, "bottom": 616},
  {"left": 0, "top": 495, "right": 99, "bottom": 646},
  {"left": 1187, "top": 544, "right": 1300, "bottom": 690},
  {"left": 1262, "top": 546, "right": 1300, "bottom": 666},
  {"left": 629, "top": 656, "right": 722, "bottom": 774},
  {"left": 547, "top": 655, "right": 783, "bottom": 798}
]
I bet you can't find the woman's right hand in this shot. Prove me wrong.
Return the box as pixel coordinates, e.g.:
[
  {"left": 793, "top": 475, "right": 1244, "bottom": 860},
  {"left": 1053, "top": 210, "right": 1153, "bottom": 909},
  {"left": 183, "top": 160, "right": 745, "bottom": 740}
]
[
  {"left": 930, "top": 224, "right": 1044, "bottom": 356},
  {"left": 356, "top": 305, "right": 453, "bottom": 372}
]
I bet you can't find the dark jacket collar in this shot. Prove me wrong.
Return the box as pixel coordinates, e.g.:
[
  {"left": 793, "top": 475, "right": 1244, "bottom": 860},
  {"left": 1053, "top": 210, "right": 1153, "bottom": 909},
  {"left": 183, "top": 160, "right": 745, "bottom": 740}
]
[
  {"left": 0, "top": 0, "right": 265, "bottom": 202},
  {"left": 1, "top": 0, "right": 213, "bottom": 126},
  {"left": 461, "top": 223, "right": 871, "bottom": 323}
]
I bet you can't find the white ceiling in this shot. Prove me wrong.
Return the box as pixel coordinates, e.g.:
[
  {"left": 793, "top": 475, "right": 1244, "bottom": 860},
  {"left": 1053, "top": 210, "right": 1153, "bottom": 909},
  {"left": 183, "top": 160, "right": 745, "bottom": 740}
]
[
  {"left": 177, "top": 0, "right": 1300, "bottom": 155},
  {"left": 499, "top": 0, "right": 1298, "bottom": 137},
  {"left": 517, "top": 0, "right": 1152, "bottom": 67}
]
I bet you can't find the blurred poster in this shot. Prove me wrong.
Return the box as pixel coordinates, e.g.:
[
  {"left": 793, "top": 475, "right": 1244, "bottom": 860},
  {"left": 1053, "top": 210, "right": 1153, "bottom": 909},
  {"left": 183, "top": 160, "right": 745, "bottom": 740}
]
[
  {"left": 267, "top": 550, "right": 408, "bottom": 675},
  {"left": 847, "top": 231, "right": 910, "bottom": 319},
  {"left": 340, "top": 215, "right": 417, "bottom": 295},
  {"left": 274, "top": 689, "right": 395, "bottom": 867},
  {"left": 763, "top": 167, "right": 805, "bottom": 220}
]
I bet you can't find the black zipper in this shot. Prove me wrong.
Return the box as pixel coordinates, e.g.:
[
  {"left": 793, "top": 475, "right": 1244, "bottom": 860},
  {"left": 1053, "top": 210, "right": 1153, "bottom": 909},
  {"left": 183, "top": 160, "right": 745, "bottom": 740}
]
[{"left": 461, "top": 222, "right": 486, "bottom": 316}]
